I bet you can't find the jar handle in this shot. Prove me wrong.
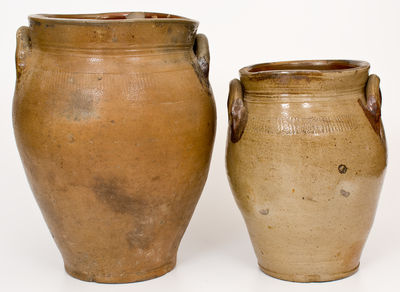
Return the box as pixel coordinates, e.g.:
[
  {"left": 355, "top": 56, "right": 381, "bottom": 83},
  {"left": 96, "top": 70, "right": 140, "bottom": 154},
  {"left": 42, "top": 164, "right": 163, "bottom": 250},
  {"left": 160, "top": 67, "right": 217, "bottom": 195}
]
[
  {"left": 228, "top": 79, "right": 248, "bottom": 143},
  {"left": 16, "top": 26, "right": 32, "bottom": 80},
  {"left": 194, "top": 34, "right": 210, "bottom": 78},
  {"left": 359, "top": 74, "right": 382, "bottom": 136}
]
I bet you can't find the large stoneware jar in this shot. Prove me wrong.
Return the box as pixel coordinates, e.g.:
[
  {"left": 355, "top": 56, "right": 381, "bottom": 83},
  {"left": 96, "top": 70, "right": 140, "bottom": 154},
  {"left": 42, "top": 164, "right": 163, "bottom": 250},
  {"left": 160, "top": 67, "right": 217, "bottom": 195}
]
[
  {"left": 226, "top": 60, "right": 386, "bottom": 282},
  {"left": 13, "top": 12, "right": 216, "bottom": 283}
]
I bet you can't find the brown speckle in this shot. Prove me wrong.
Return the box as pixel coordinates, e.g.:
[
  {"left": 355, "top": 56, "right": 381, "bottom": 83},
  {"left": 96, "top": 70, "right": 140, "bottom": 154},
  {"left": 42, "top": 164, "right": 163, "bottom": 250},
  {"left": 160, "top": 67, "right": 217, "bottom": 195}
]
[
  {"left": 67, "top": 133, "right": 75, "bottom": 143},
  {"left": 305, "top": 196, "right": 317, "bottom": 202},
  {"left": 292, "top": 188, "right": 295, "bottom": 193},
  {"left": 340, "top": 189, "right": 350, "bottom": 197},
  {"left": 338, "top": 164, "right": 348, "bottom": 174},
  {"left": 32, "top": 20, "right": 41, "bottom": 26},
  {"left": 151, "top": 176, "right": 160, "bottom": 181}
]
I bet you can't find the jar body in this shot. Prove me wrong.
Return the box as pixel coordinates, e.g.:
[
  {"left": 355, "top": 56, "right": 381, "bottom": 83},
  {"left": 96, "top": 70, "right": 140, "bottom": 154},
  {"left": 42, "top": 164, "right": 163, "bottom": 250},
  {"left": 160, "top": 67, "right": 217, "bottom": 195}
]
[
  {"left": 226, "top": 61, "right": 386, "bottom": 282},
  {"left": 13, "top": 14, "right": 216, "bottom": 283}
]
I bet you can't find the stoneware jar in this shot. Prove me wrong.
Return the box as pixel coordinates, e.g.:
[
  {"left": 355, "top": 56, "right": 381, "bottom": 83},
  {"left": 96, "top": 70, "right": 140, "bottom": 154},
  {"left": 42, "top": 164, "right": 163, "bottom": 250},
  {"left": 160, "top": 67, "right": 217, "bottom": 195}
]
[
  {"left": 226, "top": 60, "right": 386, "bottom": 282},
  {"left": 13, "top": 12, "right": 216, "bottom": 283}
]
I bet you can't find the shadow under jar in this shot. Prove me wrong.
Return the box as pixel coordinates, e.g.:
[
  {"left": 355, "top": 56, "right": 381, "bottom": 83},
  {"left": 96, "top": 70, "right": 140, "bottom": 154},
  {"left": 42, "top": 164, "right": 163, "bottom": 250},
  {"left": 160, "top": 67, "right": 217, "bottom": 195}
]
[
  {"left": 13, "top": 12, "right": 216, "bottom": 283},
  {"left": 226, "top": 60, "right": 387, "bottom": 282}
]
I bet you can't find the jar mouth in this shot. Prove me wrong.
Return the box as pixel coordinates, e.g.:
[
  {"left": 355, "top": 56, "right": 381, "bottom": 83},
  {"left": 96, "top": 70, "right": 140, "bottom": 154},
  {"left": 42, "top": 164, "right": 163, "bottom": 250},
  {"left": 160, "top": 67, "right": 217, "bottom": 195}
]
[
  {"left": 240, "top": 60, "right": 370, "bottom": 76},
  {"left": 29, "top": 11, "right": 198, "bottom": 24},
  {"left": 239, "top": 60, "right": 370, "bottom": 96}
]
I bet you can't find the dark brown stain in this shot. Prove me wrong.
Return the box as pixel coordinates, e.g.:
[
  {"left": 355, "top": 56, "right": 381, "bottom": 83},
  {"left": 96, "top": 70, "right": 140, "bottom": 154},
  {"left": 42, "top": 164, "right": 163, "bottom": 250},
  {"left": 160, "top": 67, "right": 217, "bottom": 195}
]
[
  {"left": 358, "top": 98, "right": 382, "bottom": 136},
  {"left": 228, "top": 79, "right": 248, "bottom": 143},
  {"left": 93, "top": 177, "right": 156, "bottom": 250},
  {"left": 92, "top": 177, "right": 146, "bottom": 215},
  {"left": 190, "top": 58, "right": 210, "bottom": 92},
  {"left": 230, "top": 99, "right": 248, "bottom": 143},
  {"left": 338, "top": 164, "right": 348, "bottom": 174}
]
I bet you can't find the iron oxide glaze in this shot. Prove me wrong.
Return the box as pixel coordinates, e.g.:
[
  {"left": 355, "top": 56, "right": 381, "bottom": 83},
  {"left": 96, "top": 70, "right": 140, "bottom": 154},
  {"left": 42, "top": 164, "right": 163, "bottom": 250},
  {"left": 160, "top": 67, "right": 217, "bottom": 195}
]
[
  {"left": 13, "top": 12, "right": 216, "bottom": 283},
  {"left": 226, "top": 60, "right": 386, "bottom": 282}
]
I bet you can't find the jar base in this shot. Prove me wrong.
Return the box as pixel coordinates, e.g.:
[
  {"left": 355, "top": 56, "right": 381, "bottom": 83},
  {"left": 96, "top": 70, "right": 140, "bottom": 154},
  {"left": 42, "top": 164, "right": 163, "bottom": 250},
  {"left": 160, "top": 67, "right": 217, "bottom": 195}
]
[
  {"left": 258, "top": 262, "right": 359, "bottom": 282},
  {"left": 64, "top": 260, "right": 176, "bottom": 283}
]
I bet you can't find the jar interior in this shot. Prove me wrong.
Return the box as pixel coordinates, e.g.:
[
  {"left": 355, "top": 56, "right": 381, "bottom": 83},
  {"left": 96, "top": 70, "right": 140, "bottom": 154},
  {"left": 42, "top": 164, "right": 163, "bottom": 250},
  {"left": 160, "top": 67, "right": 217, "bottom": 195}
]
[
  {"left": 39, "top": 12, "right": 184, "bottom": 20},
  {"left": 248, "top": 61, "right": 359, "bottom": 73}
]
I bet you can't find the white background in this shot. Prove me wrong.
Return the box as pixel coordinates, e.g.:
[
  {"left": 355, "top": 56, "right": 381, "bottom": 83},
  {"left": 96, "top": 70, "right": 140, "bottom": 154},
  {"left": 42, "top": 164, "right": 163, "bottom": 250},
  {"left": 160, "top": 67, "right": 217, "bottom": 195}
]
[{"left": 1, "top": 0, "right": 399, "bottom": 291}]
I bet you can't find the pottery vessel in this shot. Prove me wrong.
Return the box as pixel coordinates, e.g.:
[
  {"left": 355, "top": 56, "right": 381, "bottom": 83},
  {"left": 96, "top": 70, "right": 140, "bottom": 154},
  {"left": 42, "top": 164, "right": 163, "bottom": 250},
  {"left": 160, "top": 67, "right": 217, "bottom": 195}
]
[
  {"left": 13, "top": 12, "right": 216, "bottom": 283},
  {"left": 226, "top": 60, "right": 386, "bottom": 282}
]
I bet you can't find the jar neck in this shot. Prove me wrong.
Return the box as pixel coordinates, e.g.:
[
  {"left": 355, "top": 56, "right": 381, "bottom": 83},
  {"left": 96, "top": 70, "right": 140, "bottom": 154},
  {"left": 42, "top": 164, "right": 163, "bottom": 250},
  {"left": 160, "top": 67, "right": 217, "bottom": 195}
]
[{"left": 28, "top": 15, "right": 198, "bottom": 53}]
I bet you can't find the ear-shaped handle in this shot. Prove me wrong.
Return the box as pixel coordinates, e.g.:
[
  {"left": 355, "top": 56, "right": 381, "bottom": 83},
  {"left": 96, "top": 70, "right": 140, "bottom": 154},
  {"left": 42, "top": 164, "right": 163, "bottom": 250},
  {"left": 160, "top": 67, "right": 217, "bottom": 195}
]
[
  {"left": 194, "top": 34, "right": 210, "bottom": 78},
  {"left": 16, "top": 26, "right": 32, "bottom": 80},
  {"left": 359, "top": 74, "right": 382, "bottom": 136},
  {"left": 228, "top": 79, "right": 248, "bottom": 143},
  {"left": 365, "top": 74, "right": 382, "bottom": 122}
]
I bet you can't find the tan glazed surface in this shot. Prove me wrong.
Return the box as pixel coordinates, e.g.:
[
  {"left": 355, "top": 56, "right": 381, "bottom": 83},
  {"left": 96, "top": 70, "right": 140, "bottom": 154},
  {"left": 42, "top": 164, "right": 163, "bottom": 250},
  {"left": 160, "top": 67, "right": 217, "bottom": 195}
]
[
  {"left": 226, "top": 60, "right": 387, "bottom": 282},
  {"left": 13, "top": 12, "right": 216, "bottom": 283}
]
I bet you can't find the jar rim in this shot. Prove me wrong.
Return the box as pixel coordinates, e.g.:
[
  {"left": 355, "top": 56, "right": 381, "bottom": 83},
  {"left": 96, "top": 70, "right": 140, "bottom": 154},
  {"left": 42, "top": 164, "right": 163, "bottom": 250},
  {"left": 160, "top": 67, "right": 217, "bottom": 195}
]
[
  {"left": 240, "top": 60, "right": 370, "bottom": 77},
  {"left": 29, "top": 12, "right": 198, "bottom": 25}
]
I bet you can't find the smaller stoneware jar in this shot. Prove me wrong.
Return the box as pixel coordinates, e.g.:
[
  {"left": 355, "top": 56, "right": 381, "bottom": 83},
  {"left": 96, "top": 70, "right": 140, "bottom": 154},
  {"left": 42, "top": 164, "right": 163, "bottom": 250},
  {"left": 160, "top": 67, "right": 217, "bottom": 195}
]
[{"left": 226, "top": 60, "right": 387, "bottom": 282}]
